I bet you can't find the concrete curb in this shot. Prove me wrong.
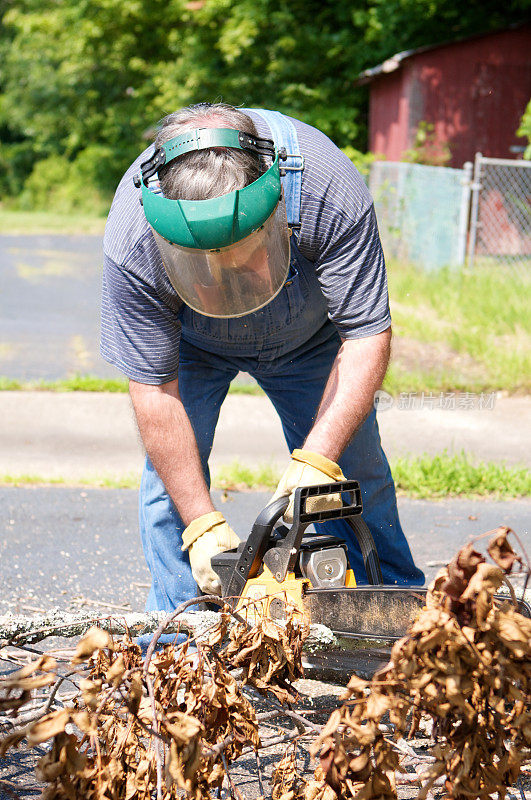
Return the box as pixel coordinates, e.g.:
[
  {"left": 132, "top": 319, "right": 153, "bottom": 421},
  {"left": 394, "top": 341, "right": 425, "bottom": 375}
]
[{"left": 0, "top": 391, "right": 529, "bottom": 481}]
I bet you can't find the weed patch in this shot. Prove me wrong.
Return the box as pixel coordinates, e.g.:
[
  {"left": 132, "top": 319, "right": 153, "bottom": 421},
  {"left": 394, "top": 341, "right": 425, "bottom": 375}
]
[{"left": 392, "top": 451, "right": 530, "bottom": 498}]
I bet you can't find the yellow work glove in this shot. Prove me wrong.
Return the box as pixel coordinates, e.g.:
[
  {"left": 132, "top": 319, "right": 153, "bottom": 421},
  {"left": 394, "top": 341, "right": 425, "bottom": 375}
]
[
  {"left": 270, "top": 449, "right": 346, "bottom": 522},
  {"left": 181, "top": 511, "right": 240, "bottom": 595}
]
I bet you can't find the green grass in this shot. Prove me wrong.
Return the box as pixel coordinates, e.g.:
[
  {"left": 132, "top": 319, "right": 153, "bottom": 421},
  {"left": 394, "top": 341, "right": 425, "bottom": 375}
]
[
  {"left": 391, "top": 452, "right": 530, "bottom": 499},
  {"left": 0, "top": 208, "right": 106, "bottom": 235},
  {"left": 1, "top": 454, "right": 529, "bottom": 497},
  {"left": 212, "top": 454, "right": 530, "bottom": 498},
  {"left": 0, "top": 473, "right": 140, "bottom": 489},
  {"left": 0, "top": 374, "right": 264, "bottom": 395},
  {"left": 0, "top": 374, "right": 129, "bottom": 392},
  {"left": 213, "top": 461, "right": 281, "bottom": 491},
  {"left": 382, "top": 364, "right": 493, "bottom": 395},
  {"left": 226, "top": 382, "right": 264, "bottom": 395},
  {"left": 387, "top": 261, "right": 531, "bottom": 394}
]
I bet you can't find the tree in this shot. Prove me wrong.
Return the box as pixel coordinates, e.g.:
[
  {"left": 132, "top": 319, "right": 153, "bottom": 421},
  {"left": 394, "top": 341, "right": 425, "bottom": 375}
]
[{"left": 0, "top": 0, "right": 528, "bottom": 208}]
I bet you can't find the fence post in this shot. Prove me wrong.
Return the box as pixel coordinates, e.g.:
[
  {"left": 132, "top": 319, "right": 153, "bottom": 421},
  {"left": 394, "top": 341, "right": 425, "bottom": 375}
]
[
  {"left": 467, "top": 152, "right": 482, "bottom": 269},
  {"left": 457, "top": 161, "right": 473, "bottom": 266}
]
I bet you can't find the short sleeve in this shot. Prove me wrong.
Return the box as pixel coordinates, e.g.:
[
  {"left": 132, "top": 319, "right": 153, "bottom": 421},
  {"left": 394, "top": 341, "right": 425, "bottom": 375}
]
[
  {"left": 314, "top": 204, "right": 391, "bottom": 339},
  {"left": 279, "top": 117, "right": 391, "bottom": 339},
  {"left": 100, "top": 239, "right": 183, "bottom": 385}
]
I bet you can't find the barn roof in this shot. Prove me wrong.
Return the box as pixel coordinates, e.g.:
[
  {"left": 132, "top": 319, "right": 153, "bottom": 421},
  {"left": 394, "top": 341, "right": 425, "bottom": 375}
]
[{"left": 355, "top": 23, "right": 530, "bottom": 86}]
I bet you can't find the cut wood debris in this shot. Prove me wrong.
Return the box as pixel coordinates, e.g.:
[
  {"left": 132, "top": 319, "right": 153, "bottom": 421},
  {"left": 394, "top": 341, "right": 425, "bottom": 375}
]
[{"left": 0, "top": 527, "right": 529, "bottom": 800}]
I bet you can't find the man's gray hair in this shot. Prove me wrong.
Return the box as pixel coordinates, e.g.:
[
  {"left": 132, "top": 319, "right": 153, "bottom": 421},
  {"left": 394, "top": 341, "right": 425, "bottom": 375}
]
[{"left": 155, "top": 104, "right": 263, "bottom": 201}]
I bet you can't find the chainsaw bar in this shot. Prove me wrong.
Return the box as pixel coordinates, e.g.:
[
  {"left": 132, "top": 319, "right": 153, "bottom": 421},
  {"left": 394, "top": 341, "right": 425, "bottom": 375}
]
[
  {"left": 305, "top": 585, "right": 428, "bottom": 641},
  {"left": 216, "top": 581, "right": 531, "bottom": 681},
  {"left": 300, "top": 587, "right": 531, "bottom": 680}
]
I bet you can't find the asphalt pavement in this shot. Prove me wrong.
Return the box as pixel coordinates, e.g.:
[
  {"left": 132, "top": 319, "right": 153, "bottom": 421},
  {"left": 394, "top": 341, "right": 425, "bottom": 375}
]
[
  {"left": 0, "top": 235, "right": 119, "bottom": 381},
  {"left": 1, "top": 487, "right": 530, "bottom": 617}
]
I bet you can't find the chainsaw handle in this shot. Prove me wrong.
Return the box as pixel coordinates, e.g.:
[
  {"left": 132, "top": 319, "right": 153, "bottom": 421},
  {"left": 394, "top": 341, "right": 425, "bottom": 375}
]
[
  {"left": 263, "top": 481, "right": 364, "bottom": 582},
  {"left": 262, "top": 482, "right": 383, "bottom": 586},
  {"left": 252, "top": 494, "right": 290, "bottom": 531},
  {"left": 224, "top": 495, "right": 289, "bottom": 598}
]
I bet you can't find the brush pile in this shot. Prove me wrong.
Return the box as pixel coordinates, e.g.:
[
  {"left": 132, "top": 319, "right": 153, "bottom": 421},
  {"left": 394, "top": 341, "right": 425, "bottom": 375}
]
[
  {"left": 1, "top": 526, "right": 529, "bottom": 800},
  {"left": 307, "top": 527, "right": 530, "bottom": 800}
]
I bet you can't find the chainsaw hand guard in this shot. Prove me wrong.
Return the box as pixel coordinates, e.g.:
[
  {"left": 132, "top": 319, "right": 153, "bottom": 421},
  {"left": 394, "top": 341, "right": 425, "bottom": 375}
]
[
  {"left": 293, "top": 481, "right": 362, "bottom": 523},
  {"left": 264, "top": 481, "right": 364, "bottom": 583}
]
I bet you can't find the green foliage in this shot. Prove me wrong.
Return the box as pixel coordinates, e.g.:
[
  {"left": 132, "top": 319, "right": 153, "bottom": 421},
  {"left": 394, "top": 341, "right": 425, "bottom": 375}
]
[
  {"left": 516, "top": 99, "right": 531, "bottom": 159},
  {"left": 401, "top": 121, "right": 451, "bottom": 167},
  {"left": 342, "top": 147, "right": 380, "bottom": 180},
  {"left": 18, "top": 154, "right": 112, "bottom": 214},
  {"left": 1, "top": 0, "right": 528, "bottom": 208}
]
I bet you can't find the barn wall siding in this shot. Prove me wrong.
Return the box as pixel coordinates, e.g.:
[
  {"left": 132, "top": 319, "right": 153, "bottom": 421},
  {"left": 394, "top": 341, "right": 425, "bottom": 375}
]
[{"left": 367, "top": 26, "right": 531, "bottom": 167}]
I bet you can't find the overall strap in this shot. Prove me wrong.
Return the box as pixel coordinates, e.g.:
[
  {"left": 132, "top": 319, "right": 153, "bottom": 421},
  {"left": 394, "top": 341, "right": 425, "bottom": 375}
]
[{"left": 243, "top": 108, "right": 303, "bottom": 227}]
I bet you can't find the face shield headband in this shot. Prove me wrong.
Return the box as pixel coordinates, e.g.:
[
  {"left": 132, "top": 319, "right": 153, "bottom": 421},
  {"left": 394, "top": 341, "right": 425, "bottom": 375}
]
[{"left": 134, "top": 128, "right": 293, "bottom": 318}]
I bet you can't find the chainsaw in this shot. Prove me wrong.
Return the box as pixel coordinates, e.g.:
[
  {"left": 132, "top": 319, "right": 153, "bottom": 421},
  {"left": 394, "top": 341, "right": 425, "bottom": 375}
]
[{"left": 212, "top": 481, "right": 531, "bottom": 680}]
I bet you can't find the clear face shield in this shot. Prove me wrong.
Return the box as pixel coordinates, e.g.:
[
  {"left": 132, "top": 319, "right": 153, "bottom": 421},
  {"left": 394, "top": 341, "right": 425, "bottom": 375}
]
[{"left": 152, "top": 198, "right": 290, "bottom": 318}]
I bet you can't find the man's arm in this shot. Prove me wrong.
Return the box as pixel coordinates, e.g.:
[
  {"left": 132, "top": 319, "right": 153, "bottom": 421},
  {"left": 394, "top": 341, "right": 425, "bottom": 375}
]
[
  {"left": 129, "top": 378, "right": 215, "bottom": 526},
  {"left": 269, "top": 327, "right": 391, "bottom": 520},
  {"left": 303, "top": 327, "right": 391, "bottom": 461}
]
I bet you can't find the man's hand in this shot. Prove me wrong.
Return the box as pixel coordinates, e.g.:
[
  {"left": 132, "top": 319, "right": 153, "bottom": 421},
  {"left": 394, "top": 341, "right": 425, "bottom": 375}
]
[
  {"left": 271, "top": 449, "right": 346, "bottom": 522},
  {"left": 182, "top": 512, "right": 240, "bottom": 595}
]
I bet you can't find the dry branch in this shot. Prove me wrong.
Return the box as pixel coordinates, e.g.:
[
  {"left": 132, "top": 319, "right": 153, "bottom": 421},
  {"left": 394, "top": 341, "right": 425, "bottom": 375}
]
[
  {"left": 0, "top": 608, "right": 216, "bottom": 649},
  {"left": 0, "top": 608, "right": 337, "bottom": 653}
]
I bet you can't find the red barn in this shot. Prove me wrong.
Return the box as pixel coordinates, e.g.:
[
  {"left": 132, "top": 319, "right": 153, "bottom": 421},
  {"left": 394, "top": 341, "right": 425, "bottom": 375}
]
[{"left": 357, "top": 24, "right": 531, "bottom": 167}]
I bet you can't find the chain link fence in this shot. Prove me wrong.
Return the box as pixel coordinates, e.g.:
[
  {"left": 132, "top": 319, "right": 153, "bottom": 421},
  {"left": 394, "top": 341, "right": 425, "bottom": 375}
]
[
  {"left": 468, "top": 155, "right": 531, "bottom": 270},
  {"left": 369, "top": 161, "right": 471, "bottom": 270},
  {"left": 369, "top": 156, "right": 530, "bottom": 271}
]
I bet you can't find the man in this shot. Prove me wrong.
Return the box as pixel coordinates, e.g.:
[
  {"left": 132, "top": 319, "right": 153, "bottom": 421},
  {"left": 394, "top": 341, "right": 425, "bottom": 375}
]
[{"left": 101, "top": 103, "right": 424, "bottom": 611}]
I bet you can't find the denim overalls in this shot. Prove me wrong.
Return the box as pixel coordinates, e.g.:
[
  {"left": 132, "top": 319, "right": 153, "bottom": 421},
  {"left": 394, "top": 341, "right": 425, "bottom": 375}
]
[{"left": 140, "top": 110, "right": 424, "bottom": 612}]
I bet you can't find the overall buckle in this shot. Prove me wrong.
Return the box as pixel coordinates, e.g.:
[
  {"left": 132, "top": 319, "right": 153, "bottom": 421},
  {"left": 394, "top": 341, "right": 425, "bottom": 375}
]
[{"left": 278, "top": 148, "right": 305, "bottom": 172}]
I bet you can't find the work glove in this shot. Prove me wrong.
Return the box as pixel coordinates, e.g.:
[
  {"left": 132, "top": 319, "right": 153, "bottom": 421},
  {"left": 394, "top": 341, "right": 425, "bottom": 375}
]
[
  {"left": 181, "top": 511, "right": 240, "bottom": 595},
  {"left": 271, "top": 449, "right": 346, "bottom": 522}
]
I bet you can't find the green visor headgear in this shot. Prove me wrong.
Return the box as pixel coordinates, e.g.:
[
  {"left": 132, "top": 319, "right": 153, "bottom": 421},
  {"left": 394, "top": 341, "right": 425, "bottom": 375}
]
[{"left": 135, "top": 128, "right": 291, "bottom": 318}]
